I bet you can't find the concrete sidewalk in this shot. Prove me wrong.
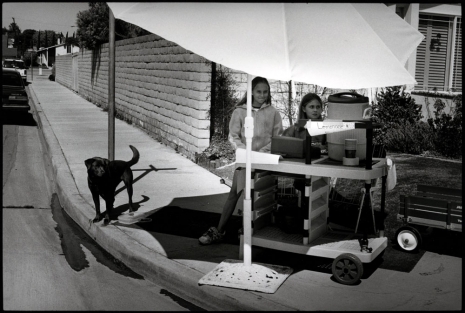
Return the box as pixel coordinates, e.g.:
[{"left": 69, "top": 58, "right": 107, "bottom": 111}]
[{"left": 26, "top": 70, "right": 461, "bottom": 311}]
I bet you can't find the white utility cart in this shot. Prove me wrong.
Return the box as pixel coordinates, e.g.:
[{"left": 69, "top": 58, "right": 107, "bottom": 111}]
[{"left": 237, "top": 120, "right": 389, "bottom": 285}]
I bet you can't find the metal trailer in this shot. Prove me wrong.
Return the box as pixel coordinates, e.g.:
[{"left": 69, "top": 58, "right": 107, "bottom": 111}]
[{"left": 396, "top": 185, "right": 462, "bottom": 252}]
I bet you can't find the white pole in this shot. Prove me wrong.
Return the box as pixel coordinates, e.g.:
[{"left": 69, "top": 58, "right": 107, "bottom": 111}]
[
  {"left": 243, "top": 74, "right": 254, "bottom": 267},
  {"left": 39, "top": 53, "right": 42, "bottom": 75},
  {"left": 108, "top": 9, "right": 116, "bottom": 161}
]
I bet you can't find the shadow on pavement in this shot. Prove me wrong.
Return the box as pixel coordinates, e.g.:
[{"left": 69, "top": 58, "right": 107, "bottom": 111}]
[
  {"left": 109, "top": 177, "right": 461, "bottom": 277},
  {"left": 132, "top": 192, "right": 464, "bottom": 277},
  {"left": 2, "top": 111, "right": 37, "bottom": 126},
  {"left": 51, "top": 193, "right": 144, "bottom": 279}
]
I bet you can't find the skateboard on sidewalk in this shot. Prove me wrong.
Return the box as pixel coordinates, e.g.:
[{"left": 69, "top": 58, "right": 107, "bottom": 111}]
[{"left": 117, "top": 212, "right": 152, "bottom": 225}]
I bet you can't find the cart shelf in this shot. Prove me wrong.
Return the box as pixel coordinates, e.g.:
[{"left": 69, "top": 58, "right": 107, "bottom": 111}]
[{"left": 250, "top": 226, "right": 387, "bottom": 263}]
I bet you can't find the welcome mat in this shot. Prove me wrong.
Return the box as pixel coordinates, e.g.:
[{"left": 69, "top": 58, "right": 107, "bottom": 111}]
[{"left": 198, "top": 259, "right": 293, "bottom": 293}]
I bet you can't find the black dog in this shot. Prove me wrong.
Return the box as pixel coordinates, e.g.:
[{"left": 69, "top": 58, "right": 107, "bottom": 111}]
[{"left": 85, "top": 145, "right": 140, "bottom": 224}]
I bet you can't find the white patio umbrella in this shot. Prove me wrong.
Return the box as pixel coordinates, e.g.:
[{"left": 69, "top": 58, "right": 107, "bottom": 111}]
[{"left": 107, "top": 2, "right": 423, "bottom": 292}]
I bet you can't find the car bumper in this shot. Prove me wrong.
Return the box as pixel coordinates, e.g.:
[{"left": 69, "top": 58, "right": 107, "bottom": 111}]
[{"left": 2, "top": 103, "right": 31, "bottom": 111}]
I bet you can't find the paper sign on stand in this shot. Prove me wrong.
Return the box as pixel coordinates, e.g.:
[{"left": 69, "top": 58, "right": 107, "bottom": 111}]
[
  {"left": 235, "top": 148, "right": 282, "bottom": 165},
  {"left": 306, "top": 120, "right": 356, "bottom": 136}
]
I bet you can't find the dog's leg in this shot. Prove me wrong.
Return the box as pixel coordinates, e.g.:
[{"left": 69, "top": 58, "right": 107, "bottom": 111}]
[
  {"left": 123, "top": 170, "right": 135, "bottom": 214},
  {"left": 103, "top": 197, "right": 114, "bottom": 225},
  {"left": 91, "top": 191, "right": 101, "bottom": 223}
]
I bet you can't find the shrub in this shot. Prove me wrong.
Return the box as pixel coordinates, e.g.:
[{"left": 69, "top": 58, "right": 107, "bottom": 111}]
[
  {"left": 427, "top": 95, "right": 462, "bottom": 158},
  {"left": 372, "top": 86, "right": 423, "bottom": 146},
  {"left": 207, "top": 64, "right": 239, "bottom": 140},
  {"left": 199, "top": 133, "right": 236, "bottom": 163},
  {"left": 383, "top": 121, "right": 435, "bottom": 154}
]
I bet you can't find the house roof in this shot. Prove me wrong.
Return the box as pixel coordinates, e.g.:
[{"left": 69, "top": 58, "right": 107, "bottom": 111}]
[{"left": 38, "top": 44, "right": 64, "bottom": 52}]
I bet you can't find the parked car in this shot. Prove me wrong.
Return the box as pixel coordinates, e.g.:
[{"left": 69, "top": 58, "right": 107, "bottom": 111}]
[
  {"left": 3, "top": 59, "right": 27, "bottom": 83},
  {"left": 2, "top": 68, "right": 30, "bottom": 112}
]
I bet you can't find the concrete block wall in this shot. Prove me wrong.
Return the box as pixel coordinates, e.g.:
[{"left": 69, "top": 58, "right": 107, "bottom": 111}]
[
  {"left": 55, "top": 53, "right": 74, "bottom": 90},
  {"left": 56, "top": 34, "right": 212, "bottom": 161}
]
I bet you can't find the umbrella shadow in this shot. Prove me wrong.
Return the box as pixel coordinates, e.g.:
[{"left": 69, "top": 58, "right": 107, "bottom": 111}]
[
  {"left": 132, "top": 190, "right": 428, "bottom": 280},
  {"left": 136, "top": 202, "right": 382, "bottom": 280},
  {"left": 131, "top": 197, "right": 343, "bottom": 277}
]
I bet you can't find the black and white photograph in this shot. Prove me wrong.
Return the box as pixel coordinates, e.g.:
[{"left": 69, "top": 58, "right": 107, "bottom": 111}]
[{"left": 3, "top": 2, "right": 462, "bottom": 311}]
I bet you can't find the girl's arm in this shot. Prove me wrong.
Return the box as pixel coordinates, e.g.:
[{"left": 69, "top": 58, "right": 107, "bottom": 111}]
[
  {"left": 228, "top": 109, "right": 246, "bottom": 150},
  {"left": 282, "top": 125, "right": 296, "bottom": 137}
]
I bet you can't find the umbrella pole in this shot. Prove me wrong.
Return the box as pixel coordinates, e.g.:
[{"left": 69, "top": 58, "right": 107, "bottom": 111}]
[{"left": 243, "top": 74, "right": 254, "bottom": 267}]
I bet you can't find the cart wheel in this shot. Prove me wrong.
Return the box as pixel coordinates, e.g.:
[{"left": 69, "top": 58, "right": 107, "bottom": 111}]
[
  {"left": 332, "top": 253, "right": 364, "bottom": 285},
  {"left": 395, "top": 226, "right": 422, "bottom": 252}
]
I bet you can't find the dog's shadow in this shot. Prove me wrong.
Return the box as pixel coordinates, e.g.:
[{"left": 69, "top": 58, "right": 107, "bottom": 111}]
[
  {"left": 111, "top": 195, "right": 151, "bottom": 218},
  {"left": 93, "top": 164, "right": 176, "bottom": 223}
]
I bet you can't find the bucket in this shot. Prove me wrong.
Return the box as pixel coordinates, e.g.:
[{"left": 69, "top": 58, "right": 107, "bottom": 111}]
[{"left": 326, "top": 92, "right": 369, "bottom": 161}]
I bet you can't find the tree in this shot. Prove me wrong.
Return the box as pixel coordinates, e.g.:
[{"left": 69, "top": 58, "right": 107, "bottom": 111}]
[
  {"left": 19, "top": 29, "right": 36, "bottom": 55},
  {"left": 272, "top": 81, "right": 332, "bottom": 126},
  {"left": 208, "top": 64, "right": 239, "bottom": 140},
  {"left": 65, "top": 36, "right": 79, "bottom": 47},
  {"left": 8, "top": 22, "right": 21, "bottom": 37},
  {"left": 7, "top": 22, "right": 22, "bottom": 58},
  {"left": 76, "top": 2, "right": 151, "bottom": 50}
]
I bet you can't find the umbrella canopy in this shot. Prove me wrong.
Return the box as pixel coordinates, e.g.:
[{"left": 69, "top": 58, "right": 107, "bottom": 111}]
[{"left": 108, "top": 2, "right": 423, "bottom": 88}]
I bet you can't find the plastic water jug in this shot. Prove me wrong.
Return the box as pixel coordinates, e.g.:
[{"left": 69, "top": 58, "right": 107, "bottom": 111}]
[{"left": 326, "top": 92, "right": 370, "bottom": 161}]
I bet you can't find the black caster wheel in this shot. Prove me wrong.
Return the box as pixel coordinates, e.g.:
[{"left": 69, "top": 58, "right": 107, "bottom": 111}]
[
  {"left": 395, "top": 225, "right": 422, "bottom": 252},
  {"left": 332, "top": 253, "right": 364, "bottom": 285}
]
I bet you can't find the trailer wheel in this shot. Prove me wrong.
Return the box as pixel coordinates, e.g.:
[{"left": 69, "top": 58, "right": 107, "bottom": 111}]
[
  {"left": 332, "top": 253, "right": 363, "bottom": 285},
  {"left": 395, "top": 226, "right": 422, "bottom": 252}
]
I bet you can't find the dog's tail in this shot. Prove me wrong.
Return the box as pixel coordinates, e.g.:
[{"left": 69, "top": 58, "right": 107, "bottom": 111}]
[{"left": 127, "top": 145, "right": 140, "bottom": 167}]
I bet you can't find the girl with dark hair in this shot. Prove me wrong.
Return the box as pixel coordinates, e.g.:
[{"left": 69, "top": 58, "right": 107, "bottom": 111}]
[
  {"left": 199, "top": 76, "right": 283, "bottom": 245},
  {"left": 283, "top": 92, "right": 326, "bottom": 145}
]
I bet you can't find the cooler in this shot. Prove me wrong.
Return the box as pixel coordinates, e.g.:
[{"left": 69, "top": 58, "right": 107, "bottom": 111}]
[{"left": 326, "top": 92, "right": 370, "bottom": 161}]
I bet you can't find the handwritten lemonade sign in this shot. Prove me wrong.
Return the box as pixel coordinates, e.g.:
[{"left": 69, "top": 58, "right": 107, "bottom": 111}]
[{"left": 305, "top": 120, "right": 356, "bottom": 136}]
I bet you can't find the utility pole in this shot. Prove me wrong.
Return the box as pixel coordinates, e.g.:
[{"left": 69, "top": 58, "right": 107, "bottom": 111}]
[
  {"left": 108, "top": 9, "right": 116, "bottom": 161},
  {"left": 12, "top": 18, "right": 18, "bottom": 58}
]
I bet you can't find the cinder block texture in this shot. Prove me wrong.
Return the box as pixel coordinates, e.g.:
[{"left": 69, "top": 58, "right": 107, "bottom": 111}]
[{"left": 55, "top": 34, "right": 212, "bottom": 160}]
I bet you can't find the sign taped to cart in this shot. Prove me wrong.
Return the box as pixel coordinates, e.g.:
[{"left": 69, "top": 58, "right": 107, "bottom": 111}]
[{"left": 306, "top": 120, "right": 356, "bottom": 136}]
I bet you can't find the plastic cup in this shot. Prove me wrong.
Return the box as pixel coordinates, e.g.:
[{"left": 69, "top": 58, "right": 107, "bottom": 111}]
[{"left": 345, "top": 139, "right": 357, "bottom": 158}]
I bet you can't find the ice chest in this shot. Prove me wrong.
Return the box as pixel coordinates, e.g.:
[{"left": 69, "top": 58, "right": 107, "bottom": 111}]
[
  {"left": 271, "top": 136, "right": 305, "bottom": 158},
  {"left": 271, "top": 136, "right": 321, "bottom": 159},
  {"left": 326, "top": 92, "right": 370, "bottom": 161}
]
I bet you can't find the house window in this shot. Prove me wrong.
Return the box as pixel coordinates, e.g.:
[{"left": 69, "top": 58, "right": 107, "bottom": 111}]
[
  {"left": 452, "top": 17, "right": 462, "bottom": 92},
  {"left": 415, "top": 14, "right": 462, "bottom": 92}
]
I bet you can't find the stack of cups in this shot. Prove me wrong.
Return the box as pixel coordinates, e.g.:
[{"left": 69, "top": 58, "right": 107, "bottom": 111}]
[{"left": 343, "top": 139, "right": 359, "bottom": 166}]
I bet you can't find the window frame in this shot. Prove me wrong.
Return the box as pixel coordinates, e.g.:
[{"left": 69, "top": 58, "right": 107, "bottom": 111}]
[{"left": 415, "top": 13, "right": 461, "bottom": 92}]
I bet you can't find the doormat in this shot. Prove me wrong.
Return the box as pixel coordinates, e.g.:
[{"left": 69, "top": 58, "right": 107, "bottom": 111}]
[{"left": 198, "top": 259, "right": 292, "bottom": 293}]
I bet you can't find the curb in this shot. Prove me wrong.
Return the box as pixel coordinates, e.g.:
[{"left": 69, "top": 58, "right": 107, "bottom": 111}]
[{"left": 27, "top": 82, "right": 293, "bottom": 311}]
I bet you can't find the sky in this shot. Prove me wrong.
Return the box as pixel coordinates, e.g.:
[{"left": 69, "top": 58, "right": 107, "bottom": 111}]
[{"left": 2, "top": 2, "right": 90, "bottom": 36}]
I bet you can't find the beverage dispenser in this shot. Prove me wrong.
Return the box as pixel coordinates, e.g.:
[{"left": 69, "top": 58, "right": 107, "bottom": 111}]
[{"left": 326, "top": 92, "right": 370, "bottom": 161}]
